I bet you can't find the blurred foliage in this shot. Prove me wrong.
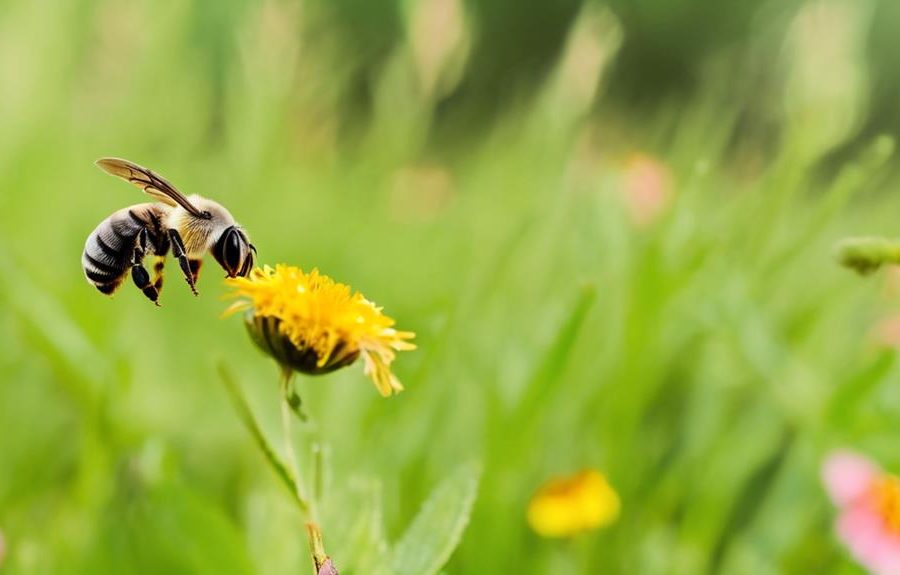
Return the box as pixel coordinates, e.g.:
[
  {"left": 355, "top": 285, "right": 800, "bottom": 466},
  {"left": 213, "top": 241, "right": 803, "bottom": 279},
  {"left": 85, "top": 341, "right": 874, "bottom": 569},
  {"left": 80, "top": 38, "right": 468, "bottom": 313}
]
[{"left": 2, "top": 0, "right": 900, "bottom": 573}]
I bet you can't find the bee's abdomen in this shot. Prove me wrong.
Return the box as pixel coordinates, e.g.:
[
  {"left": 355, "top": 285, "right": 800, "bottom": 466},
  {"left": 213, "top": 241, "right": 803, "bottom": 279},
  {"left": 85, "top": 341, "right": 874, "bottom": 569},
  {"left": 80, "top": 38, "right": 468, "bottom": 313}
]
[{"left": 82, "top": 205, "right": 161, "bottom": 295}]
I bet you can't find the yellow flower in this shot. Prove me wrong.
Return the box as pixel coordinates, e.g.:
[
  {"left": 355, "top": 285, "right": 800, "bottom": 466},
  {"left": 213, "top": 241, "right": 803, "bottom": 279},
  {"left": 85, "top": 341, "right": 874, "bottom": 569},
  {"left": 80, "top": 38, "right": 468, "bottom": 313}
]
[
  {"left": 224, "top": 264, "right": 415, "bottom": 396},
  {"left": 527, "top": 469, "right": 620, "bottom": 538}
]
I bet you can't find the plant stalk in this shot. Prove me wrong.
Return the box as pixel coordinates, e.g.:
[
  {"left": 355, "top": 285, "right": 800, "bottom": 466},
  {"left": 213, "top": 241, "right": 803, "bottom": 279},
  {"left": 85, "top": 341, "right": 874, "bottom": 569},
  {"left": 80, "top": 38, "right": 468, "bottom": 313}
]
[{"left": 218, "top": 363, "right": 310, "bottom": 514}]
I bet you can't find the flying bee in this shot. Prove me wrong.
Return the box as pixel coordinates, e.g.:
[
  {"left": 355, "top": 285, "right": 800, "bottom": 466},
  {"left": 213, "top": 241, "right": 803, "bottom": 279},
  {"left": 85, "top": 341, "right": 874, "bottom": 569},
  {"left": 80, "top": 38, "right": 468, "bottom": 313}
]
[{"left": 82, "top": 158, "right": 256, "bottom": 305}]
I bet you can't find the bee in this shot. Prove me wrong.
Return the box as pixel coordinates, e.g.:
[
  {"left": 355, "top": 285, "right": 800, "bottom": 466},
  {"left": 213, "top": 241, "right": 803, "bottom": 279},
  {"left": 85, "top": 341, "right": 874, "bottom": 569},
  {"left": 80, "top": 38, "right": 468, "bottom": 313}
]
[{"left": 82, "top": 158, "right": 256, "bottom": 305}]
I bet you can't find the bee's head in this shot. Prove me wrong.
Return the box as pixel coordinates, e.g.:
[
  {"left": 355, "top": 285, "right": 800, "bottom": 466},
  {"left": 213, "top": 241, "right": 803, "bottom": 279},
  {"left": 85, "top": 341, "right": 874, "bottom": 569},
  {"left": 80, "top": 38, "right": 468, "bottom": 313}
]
[{"left": 212, "top": 226, "right": 256, "bottom": 278}]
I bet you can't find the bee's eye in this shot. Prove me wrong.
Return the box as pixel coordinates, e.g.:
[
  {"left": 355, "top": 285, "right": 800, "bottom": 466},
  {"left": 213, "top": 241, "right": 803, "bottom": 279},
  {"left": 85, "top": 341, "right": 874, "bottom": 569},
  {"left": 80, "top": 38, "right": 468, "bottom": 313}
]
[{"left": 222, "top": 229, "right": 242, "bottom": 274}]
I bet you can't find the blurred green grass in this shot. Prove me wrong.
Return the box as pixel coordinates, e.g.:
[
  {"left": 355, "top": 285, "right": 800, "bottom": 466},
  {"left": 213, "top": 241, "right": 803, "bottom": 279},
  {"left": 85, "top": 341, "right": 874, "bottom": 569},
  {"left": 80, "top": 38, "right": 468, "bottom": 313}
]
[{"left": 2, "top": 0, "right": 900, "bottom": 573}]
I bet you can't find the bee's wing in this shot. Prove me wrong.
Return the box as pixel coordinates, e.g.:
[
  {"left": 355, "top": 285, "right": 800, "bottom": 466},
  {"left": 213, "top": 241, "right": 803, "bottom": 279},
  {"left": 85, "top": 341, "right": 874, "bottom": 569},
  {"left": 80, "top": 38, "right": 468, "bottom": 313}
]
[{"left": 95, "top": 158, "right": 208, "bottom": 219}]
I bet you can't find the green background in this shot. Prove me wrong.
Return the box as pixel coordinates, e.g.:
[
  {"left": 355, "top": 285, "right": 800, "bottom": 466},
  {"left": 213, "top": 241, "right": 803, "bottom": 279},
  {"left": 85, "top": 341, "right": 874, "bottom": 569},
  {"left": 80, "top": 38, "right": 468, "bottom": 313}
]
[{"left": 1, "top": 0, "right": 899, "bottom": 572}]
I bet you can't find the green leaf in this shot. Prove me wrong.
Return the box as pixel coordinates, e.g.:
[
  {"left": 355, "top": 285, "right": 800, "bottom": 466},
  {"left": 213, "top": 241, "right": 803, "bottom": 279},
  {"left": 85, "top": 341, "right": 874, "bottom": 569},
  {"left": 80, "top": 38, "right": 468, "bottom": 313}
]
[
  {"left": 84, "top": 481, "right": 256, "bottom": 575},
  {"left": 383, "top": 462, "right": 481, "bottom": 575},
  {"left": 324, "top": 479, "right": 391, "bottom": 574},
  {"left": 826, "top": 351, "right": 896, "bottom": 425},
  {"left": 512, "top": 284, "right": 597, "bottom": 424}
]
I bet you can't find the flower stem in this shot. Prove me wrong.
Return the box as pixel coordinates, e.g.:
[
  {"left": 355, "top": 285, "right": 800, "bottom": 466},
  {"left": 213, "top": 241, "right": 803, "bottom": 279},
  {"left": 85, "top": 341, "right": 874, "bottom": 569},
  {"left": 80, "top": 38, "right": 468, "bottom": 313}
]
[
  {"left": 218, "top": 363, "right": 310, "bottom": 515},
  {"left": 280, "top": 370, "right": 316, "bottom": 520},
  {"left": 307, "top": 523, "right": 338, "bottom": 574},
  {"left": 312, "top": 442, "right": 324, "bottom": 502},
  {"left": 220, "top": 363, "right": 334, "bottom": 573}
]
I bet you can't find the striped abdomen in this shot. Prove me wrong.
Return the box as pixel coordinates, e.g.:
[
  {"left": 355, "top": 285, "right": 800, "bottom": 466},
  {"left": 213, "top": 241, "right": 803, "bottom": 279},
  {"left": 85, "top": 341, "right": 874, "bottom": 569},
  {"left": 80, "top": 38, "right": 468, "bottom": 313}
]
[{"left": 82, "top": 203, "right": 169, "bottom": 295}]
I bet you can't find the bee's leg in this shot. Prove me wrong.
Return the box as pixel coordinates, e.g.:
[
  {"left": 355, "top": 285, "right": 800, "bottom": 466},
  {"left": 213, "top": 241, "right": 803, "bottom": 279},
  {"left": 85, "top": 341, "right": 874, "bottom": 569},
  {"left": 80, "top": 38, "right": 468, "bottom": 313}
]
[
  {"left": 131, "top": 229, "right": 160, "bottom": 306},
  {"left": 167, "top": 229, "right": 198, "bottom": 295},
  {"left": 189, "top": 259, "right": 202, "bottom": 286},
  {"left": 150, "top": 233, "right": 170, "bottom": 296},
  {"left": 151, "top": 257, "right": 166, "bottom": 295}
]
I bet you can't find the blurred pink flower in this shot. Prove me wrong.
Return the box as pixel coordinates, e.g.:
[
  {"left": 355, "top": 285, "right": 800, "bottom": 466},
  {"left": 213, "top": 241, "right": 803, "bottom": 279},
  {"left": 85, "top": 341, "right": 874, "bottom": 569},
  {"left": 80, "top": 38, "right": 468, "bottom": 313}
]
[
  {"left": 822, "top": 450, "right": 900, "bottom": 574},
  {"left": 0, "top": 529, "right": 5, "bottom": 567},
  {"left": 871, "top": 314, "right": 900, "bottom": 350},
  {"left": 621, "top": 153, "right": 673, "bottom": 228},
  {"left": 882, "top": 268, "right": 900, "bottom": 301}
]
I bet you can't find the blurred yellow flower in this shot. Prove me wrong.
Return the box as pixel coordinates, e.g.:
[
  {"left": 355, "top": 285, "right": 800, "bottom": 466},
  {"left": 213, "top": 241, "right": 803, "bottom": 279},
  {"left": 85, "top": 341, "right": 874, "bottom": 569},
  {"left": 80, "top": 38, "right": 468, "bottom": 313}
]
[
  {"left": 224, "top": 264, "right": 416, "bottom": 396},
  {"left": 527, "top": 469, "right": 620, "bottom": 538}
]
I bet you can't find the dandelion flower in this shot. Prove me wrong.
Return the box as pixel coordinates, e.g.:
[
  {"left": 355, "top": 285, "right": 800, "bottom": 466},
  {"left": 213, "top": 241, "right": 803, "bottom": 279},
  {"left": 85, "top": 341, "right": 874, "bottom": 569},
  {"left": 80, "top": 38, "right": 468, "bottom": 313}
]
[
  {"left": 527, "top": 469, "right": 620, "bottom": 538},
  {"left": 224, "top": 265, "right": 415, "bottom": 396},
  {"left": 822, "top": 450, "right": 900, "bottom": 574}
]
